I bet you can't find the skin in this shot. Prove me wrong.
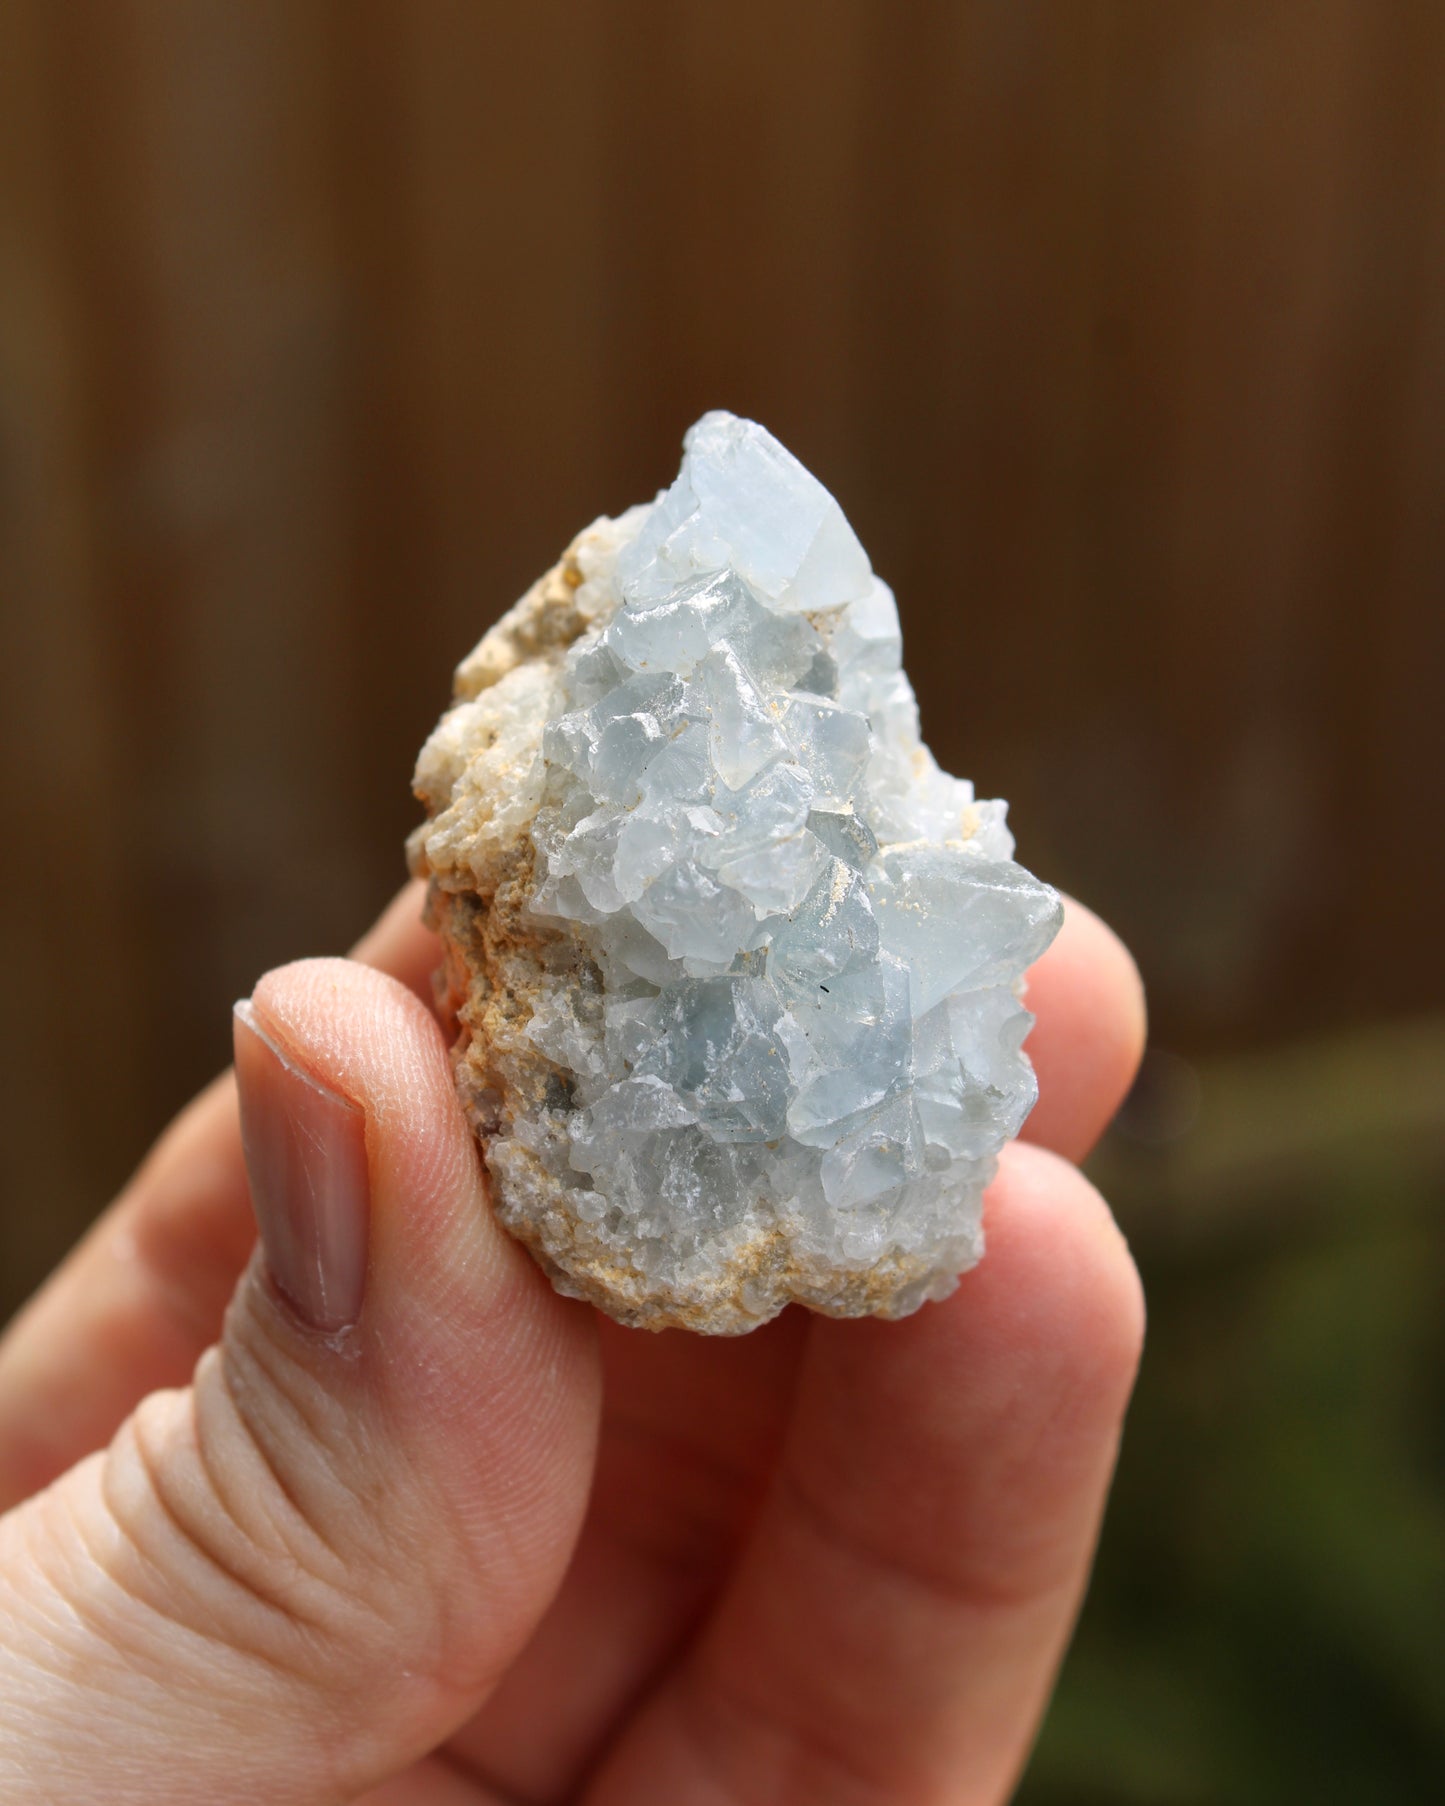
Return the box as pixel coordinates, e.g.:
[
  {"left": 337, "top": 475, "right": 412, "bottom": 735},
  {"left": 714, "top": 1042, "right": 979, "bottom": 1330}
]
[{"left": 0, "top": 880, "right": 1145, "bottom": 1805}]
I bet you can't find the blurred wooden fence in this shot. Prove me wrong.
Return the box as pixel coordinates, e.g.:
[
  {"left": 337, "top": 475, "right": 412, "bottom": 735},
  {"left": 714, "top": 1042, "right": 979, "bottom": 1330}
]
[{"left": 2, "top": 0, "right": 1443, "bottom": 1311}]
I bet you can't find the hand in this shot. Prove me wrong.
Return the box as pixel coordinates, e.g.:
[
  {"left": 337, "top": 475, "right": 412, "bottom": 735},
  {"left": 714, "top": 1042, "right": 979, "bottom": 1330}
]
[{"left": 0, "top": 882, "right": 1145, "bottom": 1805}]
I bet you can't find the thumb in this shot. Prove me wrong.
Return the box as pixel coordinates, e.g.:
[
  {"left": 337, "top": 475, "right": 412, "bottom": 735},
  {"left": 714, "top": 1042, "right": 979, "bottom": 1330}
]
[{"left": 0, "top": 959, "right": 599, "bottom": 1806}]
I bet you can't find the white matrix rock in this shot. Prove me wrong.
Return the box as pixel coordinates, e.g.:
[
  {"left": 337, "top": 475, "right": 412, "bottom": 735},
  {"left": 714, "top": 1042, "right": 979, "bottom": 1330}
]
[{"left": 410, "top": 412, "right": 1061, "bottom": 1333}]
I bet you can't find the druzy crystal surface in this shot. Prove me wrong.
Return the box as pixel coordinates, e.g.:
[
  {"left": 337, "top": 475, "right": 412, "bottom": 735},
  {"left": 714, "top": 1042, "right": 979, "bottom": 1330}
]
[{"left": 409, "top": 413, "right": 1061, "bottom": 1332}]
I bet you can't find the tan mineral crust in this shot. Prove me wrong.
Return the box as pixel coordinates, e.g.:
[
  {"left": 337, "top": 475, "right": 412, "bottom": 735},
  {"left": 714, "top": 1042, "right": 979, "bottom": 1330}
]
[{"left": 409, "top": 414, "right": 1061, "bottom": 1333}]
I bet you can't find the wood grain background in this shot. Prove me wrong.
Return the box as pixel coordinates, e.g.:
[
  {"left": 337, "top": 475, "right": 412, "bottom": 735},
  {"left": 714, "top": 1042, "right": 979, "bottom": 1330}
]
[{"left": 2, "top": 0, "right": 1442, "bottom": 1315}]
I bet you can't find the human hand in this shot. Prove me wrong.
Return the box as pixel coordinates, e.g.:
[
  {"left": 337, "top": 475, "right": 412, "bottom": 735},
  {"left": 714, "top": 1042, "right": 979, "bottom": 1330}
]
[{"left": 0, "top": 882, "right": 1144, "bottom": 1805}]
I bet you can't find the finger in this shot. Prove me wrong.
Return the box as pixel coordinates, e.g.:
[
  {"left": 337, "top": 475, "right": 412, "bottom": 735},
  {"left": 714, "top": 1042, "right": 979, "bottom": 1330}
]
[
  {"left": 586, "top": 1141, "right": 1144, "bottom": 1806},
  {"left": 0, "top": 884, "right": 440, "bottom": 1508},
  {"left": 443, "top": 1313, "right": 808, "bottom": 1800},
  {"left": 350, "top": 878, "right": 441, "bottom": 1006},
  {"left": 1021, "top": 895, "right": 1146, "bottom": 1163},
  {"left": 0, "top": 958, "right": 599, "bottom": 1806}
]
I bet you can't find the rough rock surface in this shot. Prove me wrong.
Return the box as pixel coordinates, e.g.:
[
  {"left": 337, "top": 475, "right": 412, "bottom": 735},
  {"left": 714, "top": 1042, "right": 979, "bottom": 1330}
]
[{"left": 409, "top": 413, "right": 1061, "bottom": 1332}]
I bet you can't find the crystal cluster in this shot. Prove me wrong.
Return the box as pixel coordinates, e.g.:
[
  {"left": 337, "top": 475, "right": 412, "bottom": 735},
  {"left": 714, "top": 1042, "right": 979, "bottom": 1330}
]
[{"left": 410, "top": 413, "right": 1061, "bottom": 1332}]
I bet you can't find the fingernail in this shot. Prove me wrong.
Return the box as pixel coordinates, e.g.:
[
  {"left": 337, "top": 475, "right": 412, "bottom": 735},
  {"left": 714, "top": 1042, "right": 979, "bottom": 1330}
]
[{"left": 233, "top": 999, "right": 370, "bottom": 1331}]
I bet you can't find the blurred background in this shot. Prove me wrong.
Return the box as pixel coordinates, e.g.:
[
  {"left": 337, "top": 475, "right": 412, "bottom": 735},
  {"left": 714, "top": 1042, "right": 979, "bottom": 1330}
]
[{"left": 2, "top": 2, "right": 1442, "bottom": 1798}]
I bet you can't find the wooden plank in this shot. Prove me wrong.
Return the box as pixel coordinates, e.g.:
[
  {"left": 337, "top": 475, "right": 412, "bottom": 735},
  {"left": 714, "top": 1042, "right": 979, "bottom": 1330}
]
[
  {"left": 0, "top": 0, "right": 150, "bottom": 1312},
  {"left": 1, "top": 0, "right": 358, "bottom": 1311},
  {"left": 39, "top": 0, "right": 362, "bottom": 1074},
  {"left": 1062, "top": 0, "right": 1374, "bottom": 1040},
  {"left": 330, "top": 0, "right": 615, "bottom": 901}
]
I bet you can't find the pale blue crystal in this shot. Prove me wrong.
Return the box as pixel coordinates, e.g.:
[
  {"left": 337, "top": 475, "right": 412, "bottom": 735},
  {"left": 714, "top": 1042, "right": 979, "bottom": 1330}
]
[
  {"left": 615, "top": 410, "right": 873, "bottom": 613},
  {"left": 509, "top": 413, "right": 1063, "bottom": 1314},
  {"left": 413, "top": 410, "right": 1063, "bottom": 1331},
  {"left": 869, "top": 847, "right": 1060, "bottom": 1015}
]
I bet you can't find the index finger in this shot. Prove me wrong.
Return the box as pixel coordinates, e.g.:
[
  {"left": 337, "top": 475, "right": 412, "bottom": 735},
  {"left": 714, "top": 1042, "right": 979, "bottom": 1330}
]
[{"left": 1022, "top": 895, "right": 1147, "bottom": 1163}]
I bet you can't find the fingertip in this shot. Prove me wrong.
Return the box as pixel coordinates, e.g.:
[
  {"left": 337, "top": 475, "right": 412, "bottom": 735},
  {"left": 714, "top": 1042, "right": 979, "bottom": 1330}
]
[
  {"left": 252, "top": 949, "right": 438, "bottom": 1028},
  {"left": 1021, "top": 895, "right": 1148, "bottom": 1163},
  {"left": 244, "top": 956, "right": 486, "bottom": 1304},
  {"left": 249, "top": 956, "right": 455, "bottom": 1127},
  {"left": 973, "top": 1140, "right": 1145, "bottom": 1416},
  {"left": 243, "top": 951, "right": 590, "bottom": 1329}
]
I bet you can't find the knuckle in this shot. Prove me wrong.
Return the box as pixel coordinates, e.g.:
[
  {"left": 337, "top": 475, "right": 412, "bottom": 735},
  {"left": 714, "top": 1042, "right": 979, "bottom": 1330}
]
[
  {"left": 97, "top": 1380, "right": 361, "bottom": 1684},
  {"left": 50, "top": 1299, "right": 402, "bottom": 1695},
  {"left": 215, "top": 1278, "right": 505, "bottom": 1700}
]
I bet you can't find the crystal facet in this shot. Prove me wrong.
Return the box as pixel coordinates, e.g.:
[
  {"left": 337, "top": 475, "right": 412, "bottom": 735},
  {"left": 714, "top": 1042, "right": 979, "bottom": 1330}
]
[{"left": 410, "top": 412, "right": 1062, "bottom": 1332}]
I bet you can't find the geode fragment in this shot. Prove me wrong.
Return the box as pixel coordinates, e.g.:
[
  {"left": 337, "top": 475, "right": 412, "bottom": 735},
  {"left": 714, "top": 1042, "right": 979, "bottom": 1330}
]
[{"left": 409, "top": 412, "right": 1061, "bottom": 1332}]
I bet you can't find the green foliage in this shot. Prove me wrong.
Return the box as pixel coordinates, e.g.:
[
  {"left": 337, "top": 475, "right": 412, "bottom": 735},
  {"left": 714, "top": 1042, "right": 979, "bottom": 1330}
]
[{"left": 1021, "top": 1024, "right": 1445, "bottom": 1803}]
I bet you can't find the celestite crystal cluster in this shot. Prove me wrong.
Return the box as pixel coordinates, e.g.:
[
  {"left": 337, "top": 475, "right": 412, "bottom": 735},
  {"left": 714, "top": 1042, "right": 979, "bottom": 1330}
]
[{"left": 409, "top": 413, "right": 1061, "bottom": 1332}]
